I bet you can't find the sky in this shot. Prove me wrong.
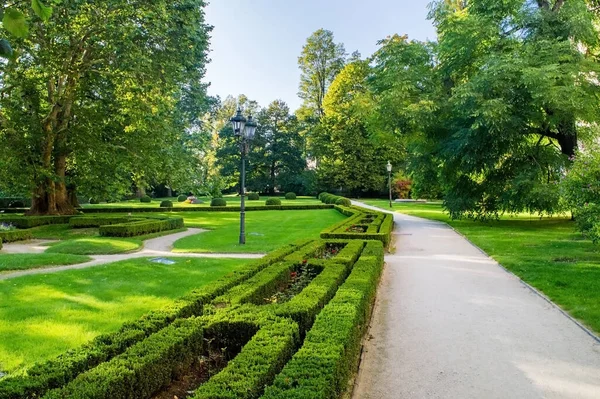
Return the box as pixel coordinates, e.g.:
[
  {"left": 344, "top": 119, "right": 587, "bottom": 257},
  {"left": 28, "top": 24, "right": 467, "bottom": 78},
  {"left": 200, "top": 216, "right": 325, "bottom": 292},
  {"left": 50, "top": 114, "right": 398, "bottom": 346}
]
[{"left": 203, "top": 0, "right": 437, "bottom": 112}]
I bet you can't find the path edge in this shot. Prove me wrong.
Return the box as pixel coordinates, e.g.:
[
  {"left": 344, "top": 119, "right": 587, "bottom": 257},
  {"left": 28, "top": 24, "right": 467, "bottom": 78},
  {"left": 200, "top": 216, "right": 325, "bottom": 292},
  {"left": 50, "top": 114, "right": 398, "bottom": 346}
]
[{"left": 447, "top": 223, "right": 600, "bottom": 345}]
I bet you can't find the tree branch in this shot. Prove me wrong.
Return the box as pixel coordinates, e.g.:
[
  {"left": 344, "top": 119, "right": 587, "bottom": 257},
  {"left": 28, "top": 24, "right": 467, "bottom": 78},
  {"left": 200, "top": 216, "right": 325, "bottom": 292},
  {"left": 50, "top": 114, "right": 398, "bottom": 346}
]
[{"left": 552, "top": 0, "right": 566, "bottom": 12}]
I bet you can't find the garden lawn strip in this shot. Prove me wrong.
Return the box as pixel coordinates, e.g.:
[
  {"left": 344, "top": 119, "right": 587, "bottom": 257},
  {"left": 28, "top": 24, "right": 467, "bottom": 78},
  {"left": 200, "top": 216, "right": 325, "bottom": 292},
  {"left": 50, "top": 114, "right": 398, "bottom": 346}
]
[{"left": 0, "top": 254, "right": 92, "bottom": 272}]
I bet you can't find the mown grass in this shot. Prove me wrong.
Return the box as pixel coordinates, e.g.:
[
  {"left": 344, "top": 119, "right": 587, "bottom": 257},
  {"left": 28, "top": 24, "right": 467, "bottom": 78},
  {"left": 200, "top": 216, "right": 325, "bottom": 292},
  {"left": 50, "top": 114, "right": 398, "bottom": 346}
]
[
  {"left": 0, "top": 254, "right": 92, "bottom": 273},
  {"left": 80, "top": 195, "right": 322, "bottom": 209},
  {"left": 45, "top": 238, "right": 141, "bottom": 255},
  {"left": 0, "top": 257, "right": 250, "bottom": 373},
  {"left": 360, "top": 199, "right": 600, "bottom": 335},
  {"left": 172, "top": 209, "right": 346, "bottom": 253}
]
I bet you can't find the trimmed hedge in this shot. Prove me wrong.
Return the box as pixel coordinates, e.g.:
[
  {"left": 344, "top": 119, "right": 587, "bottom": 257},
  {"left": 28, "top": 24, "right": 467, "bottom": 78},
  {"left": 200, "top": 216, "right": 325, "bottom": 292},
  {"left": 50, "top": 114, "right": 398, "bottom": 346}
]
[
  {"left": 248, "top": 193, "right": 260, "bottom": 201},
  {"left": 99, "top": 217, "right": 184, "bottom": 237},
  {"left": 262, "top": 241, "right": 384, "bottom": 399},
  {"left": 285, "top": 192, "right": 296, "bottom": 200},
  {"left": 177, "top": 195, "right": 187, "bottom": 202},
  {"left": 0, "top": 216, "right": 73, "bottom": 229},
  {"left": 69, "top": 217, "right": 135, "bottom": 228},
  {"left": 89, "top": 198, "right": 100, "bottom": 205},
  {"left": 265, "top": 198, "right": 282, "bottom": 206},
  {"left": 44, "top": 317, "right": 207, "bottom": 399},
  {"left": 159, "top": 200, "right": 173, "bottom": 208},
  {"left": 0, "top": 241, "right": 312, "bottom": 399},
  {"left": 140, "top": 195, "right": 152, "bottom": 203},
  {"left": 190, "top": 310, "right": 299, "bottom": 399},
  {"left": 321, "top": 205, "right": 394, "bottom": 247},
  {"left": 211, "top": 198, "right": 227, "bottom": 207},
  {"left": 0, "top": 229, "right": 33, "bottom": 243}
]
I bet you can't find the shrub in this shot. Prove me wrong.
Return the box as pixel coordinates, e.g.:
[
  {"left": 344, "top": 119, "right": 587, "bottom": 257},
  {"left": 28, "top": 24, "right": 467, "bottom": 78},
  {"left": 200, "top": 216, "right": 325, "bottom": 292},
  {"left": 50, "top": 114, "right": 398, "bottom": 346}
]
[
  {"left": 8, "top": 200, "right": 25, "bottom": 208},
  {"left": 210, "top": 197, "right": 227, "bottom": 207},
  {"left": 285, "top": 192, "right": 297, "bottom": 200},
  {"left": 248, "top": 192, "right": 260, "bottom": 201},
  {"left": 140, "top": 195, "right": 152, "bottom": 203},
  {"left": 160, "top": 200, "right": 173, "bottom": 208},
  {"left": 0, "top": 215, "right": 72, "bottom": 229},
  {"left": 99, "top": 217, "right": 184, "bottom": 237},
  {"left": 177, "top": 195, "right": 187, "bottom": 202},
  {"left": 317, "top": 192, "right": 327, "bottom": 200},
  {"left": 563, "top": 147, "right": 600, "bottom": 242},
  {"left": 266, "top": 198, "right": 282, "bottom": 206},
  {"left": 89, "top": 198, "right": 100, "bottom": 205},
  {"left": 335, "top": 197, "right": 351, "bottom": 206},
  {"left": 70, "top": 217, "right": 134, "bottom": 228},
  {"left": 0, "top": 229, "right": 33, "bottom": 243}
]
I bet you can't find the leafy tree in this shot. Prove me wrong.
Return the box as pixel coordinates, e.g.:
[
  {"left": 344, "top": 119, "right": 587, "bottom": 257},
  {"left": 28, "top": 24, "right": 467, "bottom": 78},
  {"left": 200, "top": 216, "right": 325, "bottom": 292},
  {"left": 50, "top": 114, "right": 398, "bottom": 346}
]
[
  {"left": 1, "top": 1, "right": 53, "bottom": 58},
  {"left": 426, "top": 0, "right": 600, "bottom": 218},
  {"left": 0, "top": 0, "right": 212, "bottom": 214},
  {"left": 297, "top": 29, "right": 346, "bottom": 118},
  {"left": 318, "top": 60, "right": 404, "bottom": 195}
]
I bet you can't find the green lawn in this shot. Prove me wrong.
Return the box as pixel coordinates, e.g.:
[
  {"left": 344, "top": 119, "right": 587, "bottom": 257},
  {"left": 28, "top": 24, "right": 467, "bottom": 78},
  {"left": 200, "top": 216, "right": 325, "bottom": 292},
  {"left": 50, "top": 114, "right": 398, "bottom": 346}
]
[
  {"left": 45, "top": 237, "right": 141, "bottom": 255},
  {"left": 172, "top": 209, "right": 346, "bottom": 253},
  {"left": 360, "top": 199, "right": 600, "bottom": 335},
  {"left": 0, "top": 257, "right": 250, "bottom": 373},
  {"left": 80, "top": 195, "right": 322, "bottom": 209},
  {"left": 0, "top": 254, "right": 92, "bottom": 273}
]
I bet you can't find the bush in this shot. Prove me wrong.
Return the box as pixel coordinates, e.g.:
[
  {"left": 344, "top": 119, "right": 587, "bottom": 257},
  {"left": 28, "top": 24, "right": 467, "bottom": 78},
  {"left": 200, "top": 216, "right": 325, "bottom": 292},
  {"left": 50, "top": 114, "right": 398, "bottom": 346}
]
[
  {"left": 563, "top": 147, "right": 600, "bottom": 242},
  {"left": 285, "top": 192, "right": 297, "bottom": 200},
  {"left": 177, "top": 195, "right": 187, "bottom": 202},
  {"left": 210, "top": 197, "right": 227, "bottom": 207},
  {"left": 248, "top": 193, "right": 260, "bottom": 201},
  {"left": 8, "top": 200, "right": 25, "bottom": 208},
  {"left": 266, "top": 198, "right": 282, "bottom": 206},
  {"left": 140, "top": 195, "right": 152, "bottom": 203},
  {"left": 0, "top": 229, "right": 33, "bottom": 243},
  {"left": 160, "top": 200, "right": 173, "bottom": 208},
  {"left": 0, "top": 215, "right": 73, "bottom": 229},
  {"left": 335, "top": 197, "right": 351, "bottom": 206},
  {"left": 99, "top": 217, "right": 184, "bottom": 237},
  {"left": 89, "top": 198, "right": 100, "bottom": 205}
]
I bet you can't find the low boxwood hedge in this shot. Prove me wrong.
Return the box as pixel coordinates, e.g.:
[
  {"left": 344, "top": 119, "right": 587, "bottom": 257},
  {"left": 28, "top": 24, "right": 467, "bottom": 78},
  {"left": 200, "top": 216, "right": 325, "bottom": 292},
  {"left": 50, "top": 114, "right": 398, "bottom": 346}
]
[
  {"left": 211, "top": 198, "right": 227, "bottom": 207},
  {"left": 0, "top": 229, "right": 33, "bottom": 243},
  {"left": 140, "top": 195, "right": 152, "bottom": 203},
  {"left": 248, "top": 193, "right": 260, "bottom": 201},
  {"left": 321, "top": 205, "right": 394, "bottom": 247},
  {"left": 69, "top": 217, "right": 135, "bottom": 228},
  {"left": 0, "top": 240, "right": 312, "bottom": 399},
  {"left": 285, "top": 192, "right": 296, "bottom": 200},
  {"left": 160, "top": 200, "right": 173, "bottom": 208},
  {"left": 0, "top": 215, "right": 73, "bottom": 229},
  {"left": 262, "top": 241, "right": 384, "bottom": 399},
  {"left": 177, "top": 195, "right": 187, "bottom": 202},
  {"left": 99, "top": 217, "right": 184, "bottom": 237}
]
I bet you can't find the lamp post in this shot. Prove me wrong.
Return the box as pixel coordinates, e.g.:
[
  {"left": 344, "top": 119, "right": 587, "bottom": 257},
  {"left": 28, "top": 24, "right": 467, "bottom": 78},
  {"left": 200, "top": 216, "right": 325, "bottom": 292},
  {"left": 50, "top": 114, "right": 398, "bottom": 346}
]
[
  {"left": 230, "top": 107, "right": 257, "bottom": 244},
  {"left": 386, "top": 161, "right": 393, "bottom": 209}
]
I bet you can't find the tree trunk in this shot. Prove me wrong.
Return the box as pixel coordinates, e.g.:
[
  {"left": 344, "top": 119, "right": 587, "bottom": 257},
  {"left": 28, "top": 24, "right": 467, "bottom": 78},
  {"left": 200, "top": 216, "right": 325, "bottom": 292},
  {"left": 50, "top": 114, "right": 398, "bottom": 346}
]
[
  {"left": 270, "top": 160, "right": 276, "bottom": 195},
  {"left": 556, "top": 118, "right": 578, "bottom": 157}
]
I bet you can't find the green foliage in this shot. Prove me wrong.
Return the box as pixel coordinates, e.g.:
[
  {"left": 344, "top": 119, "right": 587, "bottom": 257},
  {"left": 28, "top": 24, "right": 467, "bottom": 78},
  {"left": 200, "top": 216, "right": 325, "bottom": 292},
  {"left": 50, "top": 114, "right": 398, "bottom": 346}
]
[
  {"left": 0, "top": 0, "right": 213, "bottom": 214},
  {"left": 89, "top": 198, "right": 100, "bottom": 205},
  {"left": 0, "top": 229, "right": 33, "bottom": 243},
  {"left": 0, "top": 215, "right": 72, "bottom": 229},
  {"left": 563, "top": 147, "right": 600, "bottom": 242},
  {"left": 265, "top": 198, "right": 282, "bottom": 206},
  {"left": 140, "top": 196, "right": 152, "bottom": 203},
  {"left": 319, "top": 203, "right": 394, "bottom": 247},
  {"left": 210, "top": 198, "right": 227, "bottom": 207},
  {"left": 284, "top": 192, "right": 297, "bottom": 200},
  {"left": 159, "top": 200, "right": 173, "bottom": 208},
  {"left": 262, "top": 242, "right": 384, "bottom": 398},
  {"left": 248, "top": 193, "right": 260, "bottom": 201},
  {"left": 99, "top": 217, "right": 184, "bottom": 237},
  {"left": 70, "top": 217, "right": 134, "bottom": 228},
  {"left": 177, "top": 195, "right": 188, "bottom": 202}
]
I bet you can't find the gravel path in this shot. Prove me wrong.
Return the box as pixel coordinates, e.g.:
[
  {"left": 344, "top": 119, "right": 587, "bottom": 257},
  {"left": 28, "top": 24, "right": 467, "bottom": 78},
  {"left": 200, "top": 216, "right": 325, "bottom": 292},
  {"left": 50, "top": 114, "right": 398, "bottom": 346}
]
[
  {"left": 352, "top": 202, "right": 600, "bottom": 399},
  {"left": 0, "top": 228, "right": 264, "bottom": 280}
]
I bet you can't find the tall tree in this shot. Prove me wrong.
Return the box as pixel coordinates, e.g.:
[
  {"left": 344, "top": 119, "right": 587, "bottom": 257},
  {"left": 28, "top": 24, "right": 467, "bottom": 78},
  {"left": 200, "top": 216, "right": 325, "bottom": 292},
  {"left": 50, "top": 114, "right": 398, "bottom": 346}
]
[
  {"left": 426, "top": 0, "right": 600, "bottom": 218},
  {"left": 0, "top": 0, "right": 212, "bottom": 214},
  {"left": 297, "top": 29, "right": 346, "bottom": 118}
]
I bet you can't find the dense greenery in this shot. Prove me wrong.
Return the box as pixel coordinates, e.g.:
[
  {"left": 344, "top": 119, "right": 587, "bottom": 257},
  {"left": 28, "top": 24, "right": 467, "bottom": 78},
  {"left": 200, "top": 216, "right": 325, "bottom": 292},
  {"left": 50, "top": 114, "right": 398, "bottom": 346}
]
[{"left": 0, "top": 0, "right": 213, "bottom": 214}]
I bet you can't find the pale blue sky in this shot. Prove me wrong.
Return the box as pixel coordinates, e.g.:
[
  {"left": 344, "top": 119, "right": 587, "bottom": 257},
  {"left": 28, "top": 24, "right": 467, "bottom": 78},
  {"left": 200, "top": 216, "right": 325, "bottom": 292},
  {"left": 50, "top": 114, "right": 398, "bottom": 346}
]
[{"left": 204, "top": 1, "right": 436, "bottom": 111}]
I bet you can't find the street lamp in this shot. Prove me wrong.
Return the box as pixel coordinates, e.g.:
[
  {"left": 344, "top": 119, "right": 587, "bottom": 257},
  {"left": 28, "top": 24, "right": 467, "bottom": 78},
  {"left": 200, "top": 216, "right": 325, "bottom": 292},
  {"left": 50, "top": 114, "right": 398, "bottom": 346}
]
[
  {"left": 231, "top": 107, "right": 257, "bottom": 244},
  {"left": 386, "top": 161, "right": 393, "bottom": 209}
]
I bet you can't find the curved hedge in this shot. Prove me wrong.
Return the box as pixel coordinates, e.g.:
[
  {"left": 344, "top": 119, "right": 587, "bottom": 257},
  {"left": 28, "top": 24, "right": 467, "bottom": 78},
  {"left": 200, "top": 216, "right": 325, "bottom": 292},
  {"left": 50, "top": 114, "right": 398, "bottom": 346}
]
[{"left": 99, "top": 217, "right": 184, "bottom": 237}]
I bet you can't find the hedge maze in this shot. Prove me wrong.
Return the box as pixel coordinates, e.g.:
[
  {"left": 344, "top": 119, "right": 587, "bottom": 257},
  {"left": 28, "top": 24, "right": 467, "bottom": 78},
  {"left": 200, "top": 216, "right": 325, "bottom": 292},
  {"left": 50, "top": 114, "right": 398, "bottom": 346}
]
[{"left": 0, "top": 205, "right": 394, "bottom": 399}]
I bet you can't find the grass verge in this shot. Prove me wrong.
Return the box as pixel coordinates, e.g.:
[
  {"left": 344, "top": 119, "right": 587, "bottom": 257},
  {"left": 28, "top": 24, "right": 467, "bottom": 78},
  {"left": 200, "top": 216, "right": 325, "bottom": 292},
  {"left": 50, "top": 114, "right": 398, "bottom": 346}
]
[{"left": 0, "top": 254, "right": 91, "bottom": 273}]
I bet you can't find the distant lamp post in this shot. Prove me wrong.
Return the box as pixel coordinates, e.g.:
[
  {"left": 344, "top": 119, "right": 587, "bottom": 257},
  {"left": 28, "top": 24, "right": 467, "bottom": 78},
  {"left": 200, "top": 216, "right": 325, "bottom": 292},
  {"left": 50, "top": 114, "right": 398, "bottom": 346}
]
[
  {"left": 386, "top": 161, "right": 393, "bottom": 209},
  {"left": 231, "top": 107, "right": 257, "bottom": 244}
]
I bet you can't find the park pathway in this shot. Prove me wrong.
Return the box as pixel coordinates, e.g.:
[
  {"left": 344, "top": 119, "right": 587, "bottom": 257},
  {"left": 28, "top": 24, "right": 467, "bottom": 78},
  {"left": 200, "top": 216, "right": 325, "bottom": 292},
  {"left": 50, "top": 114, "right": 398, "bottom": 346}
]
[
  {"left": 352, "top": 202, "right": 600, "bottom": 399},
  {"left": 0, "top": 228, "right": 264, "bottom": 281}
]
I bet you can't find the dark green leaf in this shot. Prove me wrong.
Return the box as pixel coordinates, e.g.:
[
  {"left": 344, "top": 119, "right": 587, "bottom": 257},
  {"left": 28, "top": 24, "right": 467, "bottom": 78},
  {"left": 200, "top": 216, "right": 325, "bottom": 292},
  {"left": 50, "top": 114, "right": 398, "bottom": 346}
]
[
  {"left": 0, "top": 38, "right": 13, "bottom": 57},
  {"left": 2, "top": 9, "right": 29, "bottom": 38}
]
